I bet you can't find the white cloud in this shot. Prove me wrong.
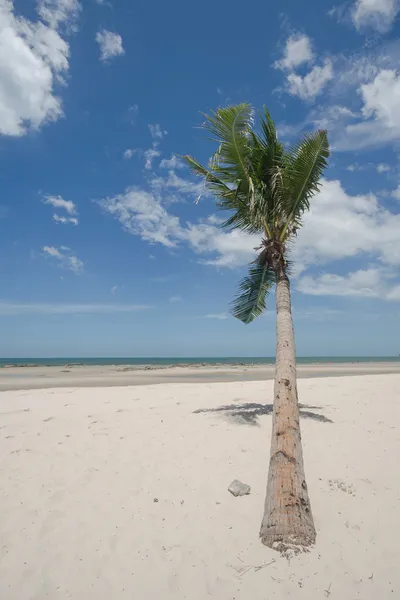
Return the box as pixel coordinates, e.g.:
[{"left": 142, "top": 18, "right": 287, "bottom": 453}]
[
  {"left": 297, "top": 269, "right": 382, "bottom": 298},
  {"left": 96, "top": 29, "right": 124, "bottom": 61},
  {"left": 53, "top": 214, "right": 78, "bottom": 225},
  {"left": 184, "top": 223, "right": 257, "bottom": 267},
  {"left": 0, "top": 0, "right": 73, "bottom": 136},
  {"left": 0, "top": 302, "right": 151, "bottom": 315},
  {"left": 335, "top": 69, "right": 400, "bottom": 150},
  {"left": 42, "top": 245, "right": 84, "bottom": 273},
  {"left": 346, "top": 161, "right": 392, "bottom": 173},
  {"left": 98, "top": 177, "right": 400, "bottom": 275},
  {"left": 169, "top": 295, "right": 182, "bottom": 303},
  {"left": 97, "top": 188, "right": 184, "bottom": 248},
  {"left": 275, "top": 34, "right": 314, "bottom": 70},
  {"left": 159, "top": 155, "right": 184, "bottom": 169},
  {"left": 43, "top": 194, "right": 77, "bottom": 214},
  {"left": 123, "top": 148, "right": 136, "bottom": 159},
  {"left": 386, "top": 285, "right": 400, "bottom": 300},
  {"left": 392, "top": 185, "right": 400, "bottom": 199},
  {"left": 352, "top": 0, "right": 399, "bottom": 33},
  {"left": 203, "top": 313, "right": 229, "bottom": 320},
  {"left": 97, "top": 184, "right": 256, "bottom": 265},
  {"left": 144, "top": 146, "right": 161, "bottom": 170},
  {"left": 287, "top": 61, "right": 334, "bottom": 100},
  {"left": 297, "top": 268, "right": 400, "bottom": 300},
  {"left": 294, "top": 178, "right": 400, "bottom": 269},
  {"left": 158, "top": 170, "right": 205, "bottom": 197},
  {"left": 37, "top": 0, "right": 81, "bottom": 31},
  {"left": 149, "top": 123, "right": 167, "bottom": 139}
]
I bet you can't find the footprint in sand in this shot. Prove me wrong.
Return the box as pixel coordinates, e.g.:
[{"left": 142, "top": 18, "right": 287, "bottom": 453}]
[
  {"left": 43, "top": 417, "right": 54, "bottom": 422},
  {"left": 329, "top": 479, "right": 356, "bottom": 496}
]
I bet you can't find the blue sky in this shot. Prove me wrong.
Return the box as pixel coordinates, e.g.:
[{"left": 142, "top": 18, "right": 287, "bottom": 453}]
[{"left": 1, "top": 0, "right": 400, "bottom": 357}]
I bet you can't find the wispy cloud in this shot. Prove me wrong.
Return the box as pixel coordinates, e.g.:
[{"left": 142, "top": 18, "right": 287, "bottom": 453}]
[
  {"left": 144, "top": 146, "right": 161, "bottom": 170},
  {"left": 43, "top": 195, "right": 77, "bottom": 215},
  {"left": 203, "top": 313, "right": 229, "bottom": 320},
  {"left": 37, "top": 0, "right": 81, "bottom": 31},
  {"left": 96, "top": 29, "right": 124, "bottom": 61},
  {"left": 42, "top": 245, "right": 84, "bottom": 273},
  {"left": 53, "top": 214, "right": 78, "bottom": 225},
  {"left": 0, "top": 302, "right": 152, "bottom": 315},
  {"left": 169, "top": 295, "right": 182, "bottom": 303},
  {"left": 148, "top": 123, "right": 167, "bottom": 140}
]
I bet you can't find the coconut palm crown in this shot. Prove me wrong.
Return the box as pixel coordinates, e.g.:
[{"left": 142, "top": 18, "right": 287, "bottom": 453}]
[{"left": 184, "top": 103, "right": 329, "bottom": 323}]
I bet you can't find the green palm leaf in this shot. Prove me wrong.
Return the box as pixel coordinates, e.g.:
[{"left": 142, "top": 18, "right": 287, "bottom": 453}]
[
  {"left": 280, "top": 130, "right": 329, "bottom": 239},
  {"left": 184, "top": 104, "right": 329, "bottom": 323},
  {"left": 231, "top": 252, "right": 276, "bottom": 324},
  {"left": 203, "top": 103, "right": 253, "bottom": 186}
]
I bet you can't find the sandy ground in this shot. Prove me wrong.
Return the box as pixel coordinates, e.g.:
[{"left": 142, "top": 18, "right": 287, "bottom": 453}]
[
  {"left": 1, "top": 361, "right": 400, "bottom": 391},
  {"left": 0, "top": 374, "right": 399, "bottom": 599}
]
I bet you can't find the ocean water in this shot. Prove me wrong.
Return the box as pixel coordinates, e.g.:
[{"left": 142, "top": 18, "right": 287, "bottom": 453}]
[{"left": 1, "top": 356, "right": 399, "bottom": 367}]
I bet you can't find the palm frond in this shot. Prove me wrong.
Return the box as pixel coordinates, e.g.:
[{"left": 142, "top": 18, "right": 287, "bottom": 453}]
[
  {"left": 231, "top": 253, "right": 276, "bottom": 323},
  {"left": 183, "top": 155, "right": 233, "bottom": 199},
  {"left": 280, "top": 130, "right": 329, "bottom": 239},
  {"left": 202, "top": 104, "right": 253, "bottom": 187}
]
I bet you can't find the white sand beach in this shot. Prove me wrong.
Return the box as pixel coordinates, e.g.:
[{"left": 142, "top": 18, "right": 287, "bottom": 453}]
[{"left": 1, "top": 374, "right": 399, "bottom": 599}]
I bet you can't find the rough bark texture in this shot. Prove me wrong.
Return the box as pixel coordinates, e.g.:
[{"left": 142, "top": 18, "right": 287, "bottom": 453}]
[{"left": 260, "top": 270, "right": 316, "bottom": 552}]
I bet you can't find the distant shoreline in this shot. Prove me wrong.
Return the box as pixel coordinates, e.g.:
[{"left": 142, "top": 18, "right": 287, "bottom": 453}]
[
  {"left": 1, "top": 361, "right": 400, "bottom": 392},
  {"left": 1, "top": 356, "right": 400, "bottom": 369}
]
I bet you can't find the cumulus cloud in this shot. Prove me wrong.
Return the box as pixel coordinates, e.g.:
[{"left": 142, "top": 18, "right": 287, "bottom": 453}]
[
  {"left": 275, "top": 34, "right": 314, "bottom": 70},
  {"left": 287, "top": 61, "right": 334, "bottom": 100},
  {"left": 275, "top": 34, "right": 333, "bottom": 101},
  {"left": 42, "top": 245, "right": 84, "bottom": 273},
  {"left": 159, "top": 155, "right": 184, "bottom": 169},
  {"left": 297, "top": 268, "right": 400, "bottom": 300},
  {"left": 0, "top": 0, "right": 76, "bottom": 136},
  {"left": 96, "top": 29, "right": 124, "bottom": 61},
  {"left": 297, "top": 269, "right": 382, "bottom": 298},
  {"left": 294, "top": 179, "right": 400, "bottom": 269},
  {"left": 352, "top": 0, "right": 399, "bottom": 33},
  {"left": 97, "top": 176, "right": 400, "bottom": 291},
  {"left": 123, "top": 148, "right": 136, "bottom": 159},
  {"left": 335, "top": 69, "right": 400, "bottom": 150}
]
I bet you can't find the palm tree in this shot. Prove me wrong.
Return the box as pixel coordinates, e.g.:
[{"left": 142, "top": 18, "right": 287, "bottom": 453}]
[{"left": 184, "top": 104, "right": 329, "bottom": 552}]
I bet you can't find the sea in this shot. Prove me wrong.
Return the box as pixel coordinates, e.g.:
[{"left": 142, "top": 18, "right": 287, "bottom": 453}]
[{"left": 1, "top": 356, "right": 399, "bottom": 367}]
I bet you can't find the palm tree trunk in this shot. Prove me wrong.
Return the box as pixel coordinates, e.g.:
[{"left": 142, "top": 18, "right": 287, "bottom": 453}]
[{"left": 259, "top": 268, "right": 316, "bottom": 551}]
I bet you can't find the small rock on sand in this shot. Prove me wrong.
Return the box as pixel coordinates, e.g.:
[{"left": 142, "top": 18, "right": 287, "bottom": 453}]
[{"left": 228, "top": 480, "right": 251, "bottom": 497}]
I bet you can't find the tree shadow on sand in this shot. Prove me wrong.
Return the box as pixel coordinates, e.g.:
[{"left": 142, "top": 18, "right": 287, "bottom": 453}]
[{"left": 194, "top": 402, "right": 332, "bottom": 426}]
